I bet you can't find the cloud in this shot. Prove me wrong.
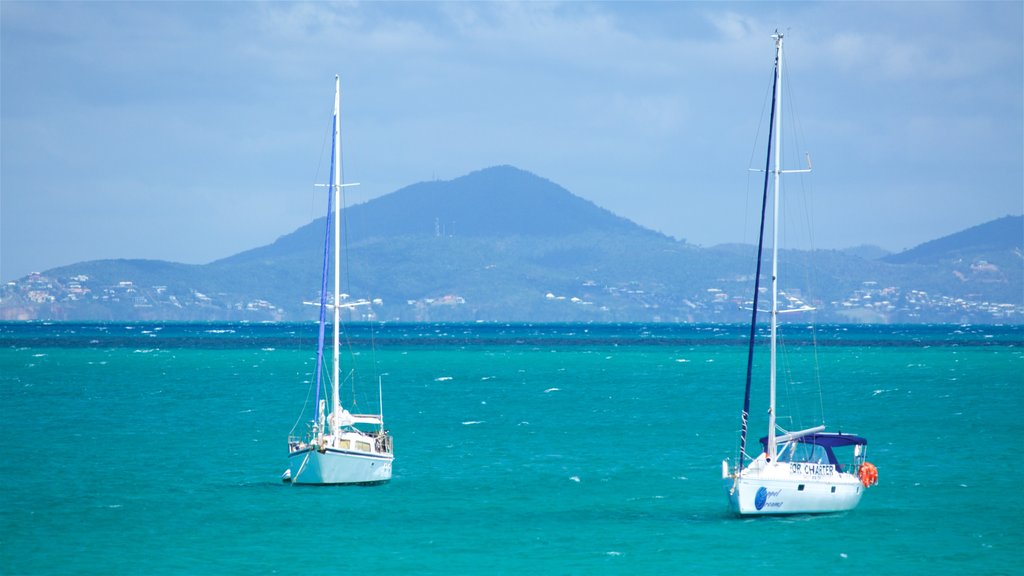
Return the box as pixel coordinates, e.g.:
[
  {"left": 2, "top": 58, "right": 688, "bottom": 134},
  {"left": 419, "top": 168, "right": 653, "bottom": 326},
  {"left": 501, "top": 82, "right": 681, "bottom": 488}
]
[{"left": 707, "top": 10, "right": 761, "bottom": 41}]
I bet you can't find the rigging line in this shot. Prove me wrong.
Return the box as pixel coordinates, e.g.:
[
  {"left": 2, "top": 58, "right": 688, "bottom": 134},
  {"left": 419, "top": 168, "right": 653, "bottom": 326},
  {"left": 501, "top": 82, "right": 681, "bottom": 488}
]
[
  {"left": 780, "top": 59, "right": 827, "bottom": 427},
  {"left": 337, "top": 293, "right": 362, "bottom": 409},
  {"left": 773, "top": 56, "right": 827, "bottom": 431},
  {"left": 296, "top": 102, "right": 337, "bottom": 429},
  {"left": 811, "top": 311, "right": 826, "bottom": 426},
  {"left": 334, "top": 79, "right": 361, "bottom": 410},
  {"left": 312, "top": 120, "right": 337, "bottom": 423},
  {"left": 739, "top": 56, "right": 780, "bottom": 471},
  {"left": 333, "top": 284, "right": 362, "bottom": 409},
  {"left": 795, "top": 174, "right": 825, "bottom": 425},
  {"left": 796, "top": 194, "right": 827, "bottom": 427},
  {"left": 794, "top": 196, "right": 827, "bottom": 426},
  {"left": 778, "top": 54, "right": 807, "bottom": 180},
  {"left": 336, "top": 124, "right": 363, "bottom": 409},
  {"left": 341, "top": 165, "right": 353, "bottom": 299},
  {"left": 317, "top": 351, "right": 332, "bottom": 428},
  {"left": 777, "top": 330, "right": 808, "bottom": 433},
  {"left": 289, "top": 318, "right": 317, "bottom": 436},
  {"left": 336, "top": 88, "right": 354, "bottom": 303},
  {"left": 777, "top": 328, "right": 792, "bottom": 429},
  {"left": 346, "top": 367, "right": 358, "bottom": 410},
  {"left": 290, "top": 365, "right": 318, "bottom": 437},
  {"left": 744, "top": 81, "right": 775, "bottom": 247},
  {"left": 369, "top": 313, "right": 381, "bottom": 393},
  {"left": 308, "top": 108, "right": 333, "bottom": 221},
  {"left": 794, "top": 173, "right": 827, "bottom": 426}
]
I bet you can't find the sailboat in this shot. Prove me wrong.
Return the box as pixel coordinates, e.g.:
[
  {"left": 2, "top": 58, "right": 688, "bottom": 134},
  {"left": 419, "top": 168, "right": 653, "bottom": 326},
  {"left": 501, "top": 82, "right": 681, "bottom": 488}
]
[
  {"left": 282, "top": 76, "right": 394, "bottom": 485},
  {"left": 721, "top": 32, "right": 878, "bottom": 514}
]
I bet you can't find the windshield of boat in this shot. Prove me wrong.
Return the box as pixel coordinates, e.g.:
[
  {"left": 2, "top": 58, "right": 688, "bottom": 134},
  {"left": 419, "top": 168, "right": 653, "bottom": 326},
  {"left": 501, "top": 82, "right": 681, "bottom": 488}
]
[{"left": 777, "top": 441, "right": 832, "bottom": 465}]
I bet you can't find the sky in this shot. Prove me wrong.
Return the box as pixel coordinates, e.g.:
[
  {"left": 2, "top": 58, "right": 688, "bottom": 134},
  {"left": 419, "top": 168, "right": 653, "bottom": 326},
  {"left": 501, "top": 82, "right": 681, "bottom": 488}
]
[{"left": 2, "top": 1, "right": 1022, "bottom": 282}]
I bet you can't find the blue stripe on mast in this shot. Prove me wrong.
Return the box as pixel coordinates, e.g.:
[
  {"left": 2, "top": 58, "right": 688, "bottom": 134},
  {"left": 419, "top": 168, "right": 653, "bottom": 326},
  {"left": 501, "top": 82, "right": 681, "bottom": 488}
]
[
  {"left": 313, "top": 111, "right": 338, "bottom": 424},
  {"left": 738, "top": 57, "right": 780, "bottom": 470}
]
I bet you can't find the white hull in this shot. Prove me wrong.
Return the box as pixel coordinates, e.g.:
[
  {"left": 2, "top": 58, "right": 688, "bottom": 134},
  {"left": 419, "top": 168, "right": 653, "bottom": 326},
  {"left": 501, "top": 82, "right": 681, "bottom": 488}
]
[
  {"left": 288, "top": 447, "right": 392, "bottom": 485},
  {"left": 722, "top": 459, "right": 863, "bottom": 515}
]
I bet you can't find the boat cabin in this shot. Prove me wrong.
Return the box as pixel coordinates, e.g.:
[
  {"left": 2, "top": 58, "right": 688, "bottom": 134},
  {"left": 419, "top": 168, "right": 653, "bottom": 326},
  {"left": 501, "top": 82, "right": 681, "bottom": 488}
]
[{"left": 760, "top": 432, "right": 867, "bottom": 473}]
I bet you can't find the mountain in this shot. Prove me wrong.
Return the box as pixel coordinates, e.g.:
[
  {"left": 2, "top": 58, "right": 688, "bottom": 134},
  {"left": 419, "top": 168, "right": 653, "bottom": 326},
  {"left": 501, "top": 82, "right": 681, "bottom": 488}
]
[
  {"left": 883, "top": 215, "right": 1022, "bottom": 265},
  {"left": 218, "top": 165, "right": 665, "bottom": 268},
  {"left": 350, "top": 165, "right": 661, "bottom": 239},
  {"left": 3, "top": 166, "right": 1022, "bottom": 323},
  {"left": 196, "top": 165, "right": 687, "bottom": 321},
  {"left": 877, "top": 215, "right": 1023, "bottom": 310}
]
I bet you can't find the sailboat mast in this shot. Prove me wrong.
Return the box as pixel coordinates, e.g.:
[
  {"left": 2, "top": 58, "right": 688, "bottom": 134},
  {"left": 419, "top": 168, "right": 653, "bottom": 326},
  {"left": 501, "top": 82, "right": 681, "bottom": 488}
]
[
  {"left": 737, "top": 33, "right": 781, "bottom": 472},
  {"left": 332, "top": 75, "right": 342, "bottom": 431},
  {"left": 767, "top": 32, "right": 783, "bottom": 461}
]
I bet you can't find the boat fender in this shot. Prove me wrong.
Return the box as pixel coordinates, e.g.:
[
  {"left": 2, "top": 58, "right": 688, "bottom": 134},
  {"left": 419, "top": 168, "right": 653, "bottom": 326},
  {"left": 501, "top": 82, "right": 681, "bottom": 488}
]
[{"left": 858, "top": 462, "right": 878, "bottom": 487}]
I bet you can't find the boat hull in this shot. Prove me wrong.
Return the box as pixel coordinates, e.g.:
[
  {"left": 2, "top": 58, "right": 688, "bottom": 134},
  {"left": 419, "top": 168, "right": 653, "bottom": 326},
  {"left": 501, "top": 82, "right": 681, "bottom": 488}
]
[
  {"left": 288, "top": 448, "right": 393, "bottom": 485},
  {"left": 723, "top": 461, "right": 863, "bottom": 515}
]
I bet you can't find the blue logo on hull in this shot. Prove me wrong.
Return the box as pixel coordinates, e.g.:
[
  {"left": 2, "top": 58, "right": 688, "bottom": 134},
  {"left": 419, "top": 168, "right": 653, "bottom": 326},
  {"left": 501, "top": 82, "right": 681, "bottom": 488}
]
[{"left": 755, "top": 486, "right": 768, "bottom": 510}]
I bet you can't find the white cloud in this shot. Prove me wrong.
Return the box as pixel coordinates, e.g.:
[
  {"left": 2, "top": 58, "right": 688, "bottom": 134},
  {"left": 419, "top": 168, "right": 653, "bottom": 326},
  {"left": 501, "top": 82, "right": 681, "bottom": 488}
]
[{"left": 707, "top": 10, "right": 761, "bottom": 41}]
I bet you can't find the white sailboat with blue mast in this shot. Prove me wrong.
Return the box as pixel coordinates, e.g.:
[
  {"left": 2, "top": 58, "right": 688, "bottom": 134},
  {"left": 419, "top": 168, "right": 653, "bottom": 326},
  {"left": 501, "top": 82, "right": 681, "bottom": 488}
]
[
  {"left": 721, "top": 32, "right": 877, "bottom": 514},
  {"left": 283, "top": 76, "right": 393, "bottom": 485}
]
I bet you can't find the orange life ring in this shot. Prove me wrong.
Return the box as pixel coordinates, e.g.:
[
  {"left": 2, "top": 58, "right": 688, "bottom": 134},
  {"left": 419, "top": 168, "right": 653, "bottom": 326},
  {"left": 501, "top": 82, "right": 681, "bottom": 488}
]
[{"left": 859, "top": 462, "right": 878, "bottom": 487}]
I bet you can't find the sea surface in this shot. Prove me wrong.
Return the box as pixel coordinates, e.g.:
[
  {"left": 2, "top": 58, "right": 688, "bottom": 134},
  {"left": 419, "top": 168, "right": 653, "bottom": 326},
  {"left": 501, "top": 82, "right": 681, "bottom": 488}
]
[{"left": 1, "top": 322, "right": 1021, "bottom": 575}]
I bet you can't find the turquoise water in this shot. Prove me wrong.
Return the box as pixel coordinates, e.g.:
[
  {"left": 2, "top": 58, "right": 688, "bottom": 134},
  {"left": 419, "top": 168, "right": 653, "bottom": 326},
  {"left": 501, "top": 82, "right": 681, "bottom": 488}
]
[{"left": 1, "top": 323, "right": 1021, "bottom": 575}]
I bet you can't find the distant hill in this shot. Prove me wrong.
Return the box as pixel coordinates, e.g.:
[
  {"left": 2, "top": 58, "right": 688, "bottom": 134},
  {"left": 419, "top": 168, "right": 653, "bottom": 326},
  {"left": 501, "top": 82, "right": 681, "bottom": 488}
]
[
  {"left": 876, "top": 215, "right": 1023, "bottom": 314},
  {"left": 218, "top": 165, "right": 665, "bottom": 266},
  {"left": 883, "top": 215, "right": 1023, "bottom": 265},
  {"left": 351, "top": 165, "right": 662, "bottom": 239},
  {"left": 3, "top": 167, "right": 1022, "bottom": 323},
  {"left": 202, "top": 166, "right": 683, "bottom": 321}
]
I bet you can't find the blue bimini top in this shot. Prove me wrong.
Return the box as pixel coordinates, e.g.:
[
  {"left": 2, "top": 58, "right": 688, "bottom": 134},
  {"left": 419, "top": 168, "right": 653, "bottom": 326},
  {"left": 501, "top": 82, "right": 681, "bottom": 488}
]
[{"left": 761, "top": 432, "right": 868, "bottom": 469}]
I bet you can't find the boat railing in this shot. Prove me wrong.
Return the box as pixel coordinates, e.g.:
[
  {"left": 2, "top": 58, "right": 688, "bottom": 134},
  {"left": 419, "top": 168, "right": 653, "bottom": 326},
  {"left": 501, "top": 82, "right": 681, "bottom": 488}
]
[
  {"left": 375, "top": 433, "right": 394, "bottom": 455},
  {"left": 287, "top": 435, "right": 310, "bottom": 452}
]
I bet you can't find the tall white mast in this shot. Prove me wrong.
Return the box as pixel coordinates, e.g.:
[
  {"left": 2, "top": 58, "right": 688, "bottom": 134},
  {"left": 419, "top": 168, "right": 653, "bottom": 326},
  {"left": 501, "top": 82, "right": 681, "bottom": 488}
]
[
  {"left": 332, "top": 75, "right": 342, "bottom": 432},
  {"left": 767, "top": 32, "right": 783, "bottom": 461}
]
